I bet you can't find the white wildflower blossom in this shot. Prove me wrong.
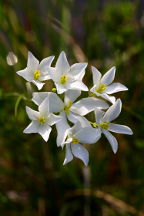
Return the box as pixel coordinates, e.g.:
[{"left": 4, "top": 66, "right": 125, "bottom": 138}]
[
  {"left": 23, "top": 96, "right": 61, "bottom": 142},
  {"left": 17, "top": 51, "right": 54, "bottom": 90},
  {"left": 48, "top": 51, "right": 88, "bottom": 94},
  {"left": 90, "top": 66, "right": 128, "bottom": 104},
  {"left": 63, "top": 122, "right": 101, "bottom": 166},
  {"left": 90, "top": 99, "right": 133, "bottom": 153}
]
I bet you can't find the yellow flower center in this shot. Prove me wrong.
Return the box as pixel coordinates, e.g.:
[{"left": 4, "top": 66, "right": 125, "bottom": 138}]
[
  {"left": 100, "top": 122, "right": 110, "bottom": 130},
  {"left": 71, "top": 137, "right": 79, "bottom": 144},
  {"left": 64, "top": 101, "right": 72, "bottom": 115},
  {"left": 91, "top": 122, "right": 99, "bottom": 128},
  {"left": 38, "top": 117, "right": 46, "bottom": 124},
  {"left": 96, "top": 83, "right": 107, "bottom": 93},
  {"left": 34, "top": 70, "right": 40, "bottom": 80},
  {"left": 60, "top": 74, "right": 68, "bottom": 84}
]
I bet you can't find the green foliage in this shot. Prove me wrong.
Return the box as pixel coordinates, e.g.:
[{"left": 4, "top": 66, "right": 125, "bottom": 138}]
[{"left": 0, "top": 0, "right": 144, "bottom": 215}]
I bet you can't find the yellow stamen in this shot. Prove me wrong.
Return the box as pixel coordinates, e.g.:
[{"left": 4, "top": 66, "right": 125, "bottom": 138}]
[
  {"left": 60, "top": 74, "right": 68, "bottom": 84},
  {"left": 52, "top": 88, "right": 57, "bottom": 92},
  {"left": 38, "top": 117, "right": 46, "bottom": 124},
  {"left": 64, "top": 101, "right": 72, "bottom": 114},
  {"left": 34, "top": 70, "right": 40, "bottom": 80},
  {"left": 91, "top": 122, "right": 99, "bottom": 128},
  {"left": 71, "top": 137, "right": 79, "bottom": 144},
  {"left": 96, "top": 84, "right": 107, "bottom": 93},
  {"left": 100, "top": 122, "right": 109, "bottom": 130}
]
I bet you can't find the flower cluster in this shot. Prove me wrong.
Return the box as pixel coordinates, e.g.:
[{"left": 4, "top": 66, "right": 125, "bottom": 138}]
[{"left": 17, "top": 51, "right": 133, "bottom": 166}]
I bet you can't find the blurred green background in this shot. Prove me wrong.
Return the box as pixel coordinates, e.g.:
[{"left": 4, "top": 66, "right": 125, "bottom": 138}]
[{"left": 0, "top": 0, "right": 144, "bottom": 215}]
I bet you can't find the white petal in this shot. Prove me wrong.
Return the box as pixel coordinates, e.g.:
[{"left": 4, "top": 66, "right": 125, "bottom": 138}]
[
  {"left": 38, "top": 124, "right": 51, "bottom": 142},
  {"left": 103, "top": 99, "right": 122, "bottom": 122},
  {"left": 70, "top": 63, "right": 87, "bottom": 77},
  {"left": 101, "top": 66, "right": 116, "bottom": 85},
  {"left": 68, "top": 81, "right": 88, "bottom": 91},
  {"left": 105, "top": 83, "right": 128, "bottom": 94},
  {"left": 71, "top": 144, "right": 89, "bottom": 166},
  {"left": 56, "top": 51, "right": 70, "bottom": 74},
  {"left": 23, "top": 121, "right": 39, "bottom": 133},
  {"left": 68, "top": 113, "right": 90, "bottom": 127},
  {"left": 39, "top": 56, "right": 54, "bottom": 71},
  {"left": 17, "top": 68, "right": 33, "bottom": 81},
  {"left": 91, "top": 66, "right": 101, "bottom": 86},
  {"left": 64, "top": 90, "right": 81, "bottom": 104},
  {"left": 75, "top": 127, "right": 101, "bottom": 144},
  {"left": 32, "top": 92, "right": 49, "bottom": 105},
  {"left": 39, "top": 74, "right": 51, "bottom": 81},
  {"left": 102, "top": 130, "right": 118, "bottom": 153},
  {"left": 63, "top": 144, "right": 73, "bottom": 165},
  {"left": 27, "top": 51, "right": 39, "bottom": 69},
  {"left": 56, "top": 112, "right": 70, "bottom": 146},
  {"left": 48, "top": 92, "right": 63, "bottom": 113},
  {"left": 48, "top": 67, "right": 58, "bottom": 82},
  {"left": 55, "top": 83, "right": 67, "bottom": 94},
  {"left": 32, "top": 80, "right": 44, "bottom": 90},
  {"left": 108, "top": 123, "right": 133, "bottom": 135},
  {"left": 38, "top": 96, "right": 49, "bottom": 115},
  {"left": 67, "top": 121, "right": 82, "bottom": 135},
  {"left": 48, "top": 113, "right": 62, "bottom": 126},
  {"left": 76, "top": 70, "right": 85, "bottom": 80},
  {"left": 71, "top": 97, "right": 109, "bottom": 116},
  {"left": 26, "top": 106, "right": 39, "bottom": 120},
  {"left": 100, "top": 93, "right": 116, "bottom": 104},
  {"left": 94, "top": 108, "right": 105, "bottom": 124}
]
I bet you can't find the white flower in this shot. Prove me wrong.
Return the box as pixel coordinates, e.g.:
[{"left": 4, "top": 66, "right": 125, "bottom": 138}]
[
  {"left": 32, "top": 90, "right": 109, "bottom": 146},
  {"left": 63, "top": 122, "right": 101, "bottom": 166},
  {"left": 23, "top": 96, "right": 61, "bottom": 142},
  {"left": 90, "top": 66, "right": 128, "bottom": 103},
  {"left": 49, "top": 51, "right": 88, "bottom": 94},
  {"left": 90, "top": 99, "right": 133, "bottom": 153},
  {"left": 17, "top": 51, "right": 54, "bottom": 90}
]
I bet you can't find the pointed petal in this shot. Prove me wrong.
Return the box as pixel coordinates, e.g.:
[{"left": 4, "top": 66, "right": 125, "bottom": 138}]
[
  {"left": 56, "top": 51, "right": 70, "bottom": 74},
  {"left": 109, "top": 123, "right": 133, "bottom": 135},
  {"left": 48, "top": 92, "right": 63, "bottom": 113},
  {"left": 101, "top": 66, "right": 116, "bottom": 85},
  {"left": 101, "top": 93, "right": 116, "bottom": 104},
  {"left": 55, "top": 83, "right": 67, "bottom": 94},
  {"left": 68, "top": 81, "right": 88, "bottom": 91},
  {"left": 48, "top": 67, "right": 58, "bottom": 82},
  {"left": 56, "top": 112, "right": 70, "bottom": 146},
  {"left": 27, "top": 51, "right": 39, "bottom": 69},
  {"left": 67, "top": 113, "right": 90, "bottom": 127},
  {"left": 71, "top": 97, "right": 109, "bottom": 116},
  {"left": 17, "top": 68, "right": 33, "bottom": 81},
  {"left": 32, "top": 80, "right": 44, "bottom": 90},
  {"left": 103, "top": 130, "right": 118, "bottom": 153},
  {"left": 39, "top": 56, "right": 54, "bottom": 71},
  {"left": 26, "top": 106, "right": 39, "bottom": 120},
  {"left": 23, "top": 121, "right": 39, "bottom": 134},
  {"left": 103, "top": 99, "right": 122, "bottom": 122},
  {"left": 70, "top": 63, "right": 87, "bottom": 77},
  {"left": 32, "top": 92, "right": 49, "bottom": 105},
  {"left": 75, "top": 127, "right": 101, "bottom": 144},
  {"left": 48, "top": 113, "right": 62, "bottom": 126},
  {"left": 94, "top": 108, "right": 105, "bottom": 124},
  {"left": 64, "top": 90, "right": 81, "bottom": 104},
  {"left": 91, "top": 66, "right": 101, "bottom": 86},
  {"left": 63, "top": 144, "right": 73, "bottom": 165},
  {"left": 38, "top": 97, "right": 49, "bottom": 115},
  {"left": 71, "top": 144, "right": 89, "bottom": 166},
  {"left": 105, "top": 83, "right": 128, "bottom": 94},
  {"left": 38, "top": 124, "right": 51, "bottom": 142}
]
